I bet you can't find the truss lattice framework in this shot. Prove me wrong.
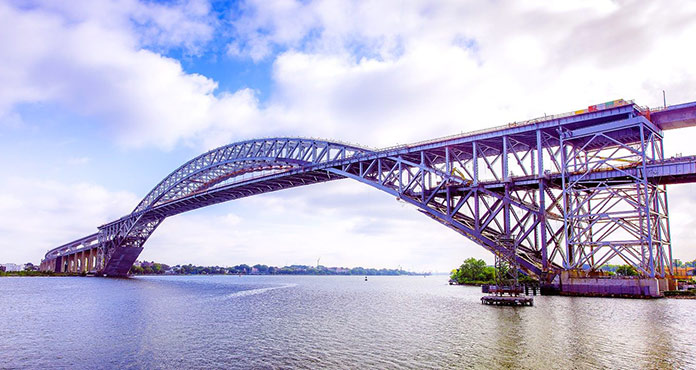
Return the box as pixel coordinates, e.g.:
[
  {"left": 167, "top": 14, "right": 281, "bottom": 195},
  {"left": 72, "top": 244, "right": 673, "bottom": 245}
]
[{"left": 560, "top": 116, "right": 672, "bottom": 277}]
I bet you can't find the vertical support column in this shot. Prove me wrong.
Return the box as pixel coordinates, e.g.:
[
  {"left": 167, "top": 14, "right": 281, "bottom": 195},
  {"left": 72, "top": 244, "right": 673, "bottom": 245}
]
[
  {"left": 377, "top": 159, "right": 382, "bottom": 184},
  {"left": 472, "top": 141, "right": 480, "bottom": 232},
  {"left": 398, "top": 159, "right": 403, "bottom": 194},
  {"left": 536, "top": 130, "right": 544, "bottom": 178},
  {"left": 472, "top": 141, "right": 478, "bottom": 186},
  {"left": 639, "top": 124, "right": 656, "bottom": 278},
  {"left": 536, "top": 129, "right": 548, "bottom": 271},
  {"left": 504, "top": 183, "right": 511, "bottom": 237},
  {"left": 474, "top": 189, "right": 480, "bottom": 231},
  {"left": 420, "top": 151, "right": 426, "bottom": 202},
  {"left": 653, "top": 187, "right": 664, "bottom": 275},
  {"left": 502, "top": 136, "right": 509, "bottom": 182},
  {"left": 560, "top": 129, "right": 571, "bottom": 269},
  {"left": 539, "top": 180, "right": 548, "bottom": 271},
  {"left": 445, "top": 146, "right": 451, "bottom": 175}
]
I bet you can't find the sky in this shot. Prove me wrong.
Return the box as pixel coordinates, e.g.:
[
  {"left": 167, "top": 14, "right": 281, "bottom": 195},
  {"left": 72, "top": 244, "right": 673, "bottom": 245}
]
[{"left": 1, "top": 0, "right": 696, "bottom": 272}]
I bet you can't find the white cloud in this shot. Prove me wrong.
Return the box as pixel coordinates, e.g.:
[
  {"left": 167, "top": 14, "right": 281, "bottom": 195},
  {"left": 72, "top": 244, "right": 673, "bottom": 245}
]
[
  {"left": 66, "top": 156, "right": 91, "bottom": 166},
  {"left": 10, "top": 0, "right": 216, "bottom": 54},
  {"left": 0, "top": 177, "right": 139, "bottom": 263},
  {"left": 0, "top": 1, "right": 225, "bottom": 150},
  {"left": 217, "top": 0, "right": 696, "bottom": 148},
  {"left": 3, "top": 0, "right": 696, "bottom": 149}
]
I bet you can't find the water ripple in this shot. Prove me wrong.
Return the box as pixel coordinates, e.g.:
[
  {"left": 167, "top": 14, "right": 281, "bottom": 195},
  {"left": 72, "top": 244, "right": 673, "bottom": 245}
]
[{"left": 1, "top": 275, "right": 694, "bottom": 369}]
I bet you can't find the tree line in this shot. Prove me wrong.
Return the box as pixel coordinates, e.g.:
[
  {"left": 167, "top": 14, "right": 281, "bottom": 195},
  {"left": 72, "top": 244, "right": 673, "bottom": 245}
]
[
  {"left": 448, "top": 257, "right": 684, "bottom": 285},
  {"left": 129, "top": 262, "right": 426, "bottom": 276}
]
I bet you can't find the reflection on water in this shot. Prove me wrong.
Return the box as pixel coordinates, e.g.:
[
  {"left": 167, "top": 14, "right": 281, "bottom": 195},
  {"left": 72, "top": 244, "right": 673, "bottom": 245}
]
[{"left": 0, "top": 275, "right": 694, "bottom": 369}]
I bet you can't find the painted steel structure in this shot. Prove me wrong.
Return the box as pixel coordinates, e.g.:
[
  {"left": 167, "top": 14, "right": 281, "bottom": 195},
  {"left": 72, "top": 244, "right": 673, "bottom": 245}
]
[{"left": 41, "top": 100, "right": 696, "bottom": 281}]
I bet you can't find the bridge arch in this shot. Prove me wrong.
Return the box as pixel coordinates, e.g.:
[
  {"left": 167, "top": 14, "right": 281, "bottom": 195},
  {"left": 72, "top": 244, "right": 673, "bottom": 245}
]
[
  {"left": 45, "top": 136, "right": 552, "bottom": 277},
  {"left": 43, "top": 134, "right": 560, "bottom": 278},
  {"left": 93, "top": 138, "right": 380, "bottom": 274}
]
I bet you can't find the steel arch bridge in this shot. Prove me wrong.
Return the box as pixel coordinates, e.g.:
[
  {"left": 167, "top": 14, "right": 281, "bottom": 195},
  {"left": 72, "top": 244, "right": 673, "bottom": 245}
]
[{"left": 41, "top": 99, "right": 696, "bottom": 291}]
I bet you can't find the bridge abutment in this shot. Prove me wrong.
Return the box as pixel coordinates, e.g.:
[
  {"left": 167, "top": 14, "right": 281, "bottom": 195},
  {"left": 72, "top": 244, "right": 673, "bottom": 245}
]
[{"left": 543, "top": 272, "right": 672, "bottom": 298}]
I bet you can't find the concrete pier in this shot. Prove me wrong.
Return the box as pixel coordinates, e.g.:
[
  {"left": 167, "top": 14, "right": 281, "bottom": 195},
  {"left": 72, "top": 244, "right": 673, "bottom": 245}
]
[
  {"left": 543, "top": 272, "right": 673, "bottom": 298},
  {"left": 39, "top": 246, "right": 100, "bottom": 274}
]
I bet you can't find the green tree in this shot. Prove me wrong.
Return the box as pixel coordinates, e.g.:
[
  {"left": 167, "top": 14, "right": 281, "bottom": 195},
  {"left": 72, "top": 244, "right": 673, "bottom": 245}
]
[
  {"left": 253, "top": 264, "right": 269, "bottom": 274},
  {"left": 616, "top": 265, "right": 638, "bottom": 276},
  {"left": 462, "top": 258, "right": 487, "bottom": 280},
  {"left": 452, "top": 258, "right": 492, "bottom": 284}
]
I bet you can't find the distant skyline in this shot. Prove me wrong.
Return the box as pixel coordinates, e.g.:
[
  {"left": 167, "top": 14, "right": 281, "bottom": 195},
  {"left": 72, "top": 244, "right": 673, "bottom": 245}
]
[{"left": 1, "top": 0, "right": 696, "bottom": 271}]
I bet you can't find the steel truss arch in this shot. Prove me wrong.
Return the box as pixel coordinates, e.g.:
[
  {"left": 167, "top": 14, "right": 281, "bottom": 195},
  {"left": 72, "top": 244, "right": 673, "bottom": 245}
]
[{"left": 41, "top": 100, "right": 696, "bottom": 280}]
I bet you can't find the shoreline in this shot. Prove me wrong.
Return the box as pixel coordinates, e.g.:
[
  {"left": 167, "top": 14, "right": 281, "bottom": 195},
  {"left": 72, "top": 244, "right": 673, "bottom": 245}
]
[{"left": 1, "top": 272, "right": 433, "bottom": 278}]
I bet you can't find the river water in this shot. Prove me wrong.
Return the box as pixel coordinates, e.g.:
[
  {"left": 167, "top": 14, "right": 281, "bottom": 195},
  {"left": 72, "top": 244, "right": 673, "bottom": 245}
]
[{"left": 0, "top": 275, "right": 694, "bottom": 369}]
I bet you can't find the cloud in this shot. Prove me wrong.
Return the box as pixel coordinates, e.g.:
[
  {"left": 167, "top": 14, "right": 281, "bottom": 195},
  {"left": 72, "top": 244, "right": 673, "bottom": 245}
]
[
  {"left": 0, "top": 176, "right": 139, "bottom": 263},
  {"left": 9, "top": 0, "right": 216, "bottom": 54},
  {"left": 0, "top": 1, "right": 225, "bottom": 150},
  {"left": 218, "top": 0, "right": 696, "bottom": 147},
  {"left": 66, "top": 156, "right": 91, "bottom": 166},
  {"left": 3, "top": 0, "right": 696, "bottom": 151}
]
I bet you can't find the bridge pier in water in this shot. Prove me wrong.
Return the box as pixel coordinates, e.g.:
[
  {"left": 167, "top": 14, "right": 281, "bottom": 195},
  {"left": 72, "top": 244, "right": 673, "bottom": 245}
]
[{"left": 541, "top": 271, "right": 672, "bottom": 298}]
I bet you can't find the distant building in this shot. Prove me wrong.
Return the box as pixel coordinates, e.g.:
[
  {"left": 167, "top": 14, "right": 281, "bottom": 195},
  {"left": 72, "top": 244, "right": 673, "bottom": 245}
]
[{"left": 1, "top": 263, "right": 23, "bottom": 272}]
